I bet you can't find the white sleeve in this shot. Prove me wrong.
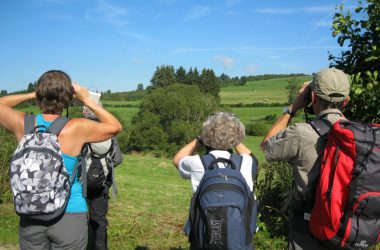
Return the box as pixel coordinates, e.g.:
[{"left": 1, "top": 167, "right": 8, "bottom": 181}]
[
  {"left": 178, "top": 156, "right": 194, "bottom": 179},
  {"left": 240, "top": 154, "right": 254, "bottom": 192}
]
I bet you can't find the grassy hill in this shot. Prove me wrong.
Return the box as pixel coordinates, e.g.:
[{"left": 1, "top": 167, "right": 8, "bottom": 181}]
[{"left": 220, "top": 76, "right": 310, "bottom": 105}]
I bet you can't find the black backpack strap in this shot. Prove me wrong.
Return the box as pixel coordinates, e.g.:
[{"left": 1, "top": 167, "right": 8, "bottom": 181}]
[
  {"left": 229, "top": 153, "right": 243, "bottom": 171},
  {"left": 46, "top": 116, "right": 69, "bottom": 135},
  {"left": 308, "top": 119, "right": 333, "bottom": 140},
  {"left": 24, "top": 114, "right": 36, "bottom": 135},
  {"left": 79, "top": 145, "right": 88, "bottom": 198}
]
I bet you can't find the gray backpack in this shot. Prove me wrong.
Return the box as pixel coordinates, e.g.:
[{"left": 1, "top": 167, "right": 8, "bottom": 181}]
[
  {"left": 9, "top": 115, "right": 82, "bottom": 221},
  {"left": 85, "top": 138, "right": 123, "bottom": 195}
]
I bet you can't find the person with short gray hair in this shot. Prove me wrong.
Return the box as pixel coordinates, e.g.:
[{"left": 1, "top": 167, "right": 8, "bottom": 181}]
[
  {"left": 261, "top": 68, "right": 351, "bottom": 250},
  {"left": 173, "top": 112, "right": 257, "bottom": 193},
  {"left": 173, "top": 112, "right": 258, "bottom": 249}
]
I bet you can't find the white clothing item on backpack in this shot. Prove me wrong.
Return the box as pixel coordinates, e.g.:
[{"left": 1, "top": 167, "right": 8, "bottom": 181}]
[
  {"left": 179, "top": 150, "right": 255, "bottom": 193},
  {"left": 90, "top": 139, "right": 112, "bottom": 156}
]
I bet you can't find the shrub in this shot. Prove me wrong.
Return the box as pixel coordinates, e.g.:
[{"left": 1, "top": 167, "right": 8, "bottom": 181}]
[
  {"left": 127, "top": 84, "right": 219, "bottom": 157},
  {"left": 0, "top": 127, "right": 16, "bottom": 203},
  {"left": 255, "top": 161, "right": 293, "bottom": 238},
  {"left": 245, "top": 122, "right": 267, "bottom": 136}
]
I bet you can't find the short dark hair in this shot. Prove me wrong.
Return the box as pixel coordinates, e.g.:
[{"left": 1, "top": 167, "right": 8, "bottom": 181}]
[
  {"left": 316, "top": 95, "right": 344, "bottom": 110},
  {"left": 36, "top": 70, "right": 73, "bottom": 114}
]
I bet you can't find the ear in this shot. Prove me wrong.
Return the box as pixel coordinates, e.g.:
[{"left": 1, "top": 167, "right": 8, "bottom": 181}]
[
  {"left": 311, "top": 91, "right": 317, "bottom": 105},
  {"left": 343, "top": 96, "right": 350, "bottom": 108}
]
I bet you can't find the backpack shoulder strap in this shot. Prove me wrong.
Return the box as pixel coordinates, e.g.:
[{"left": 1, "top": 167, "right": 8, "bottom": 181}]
[
  {"left": 308, "top": 119, "right": 333, "bottom": 140},
  {"left": 46, "top": 116, "right": 69, "bottom": 135},
  {"left": 229, "top": 153, "right": 243, "bottom": 171},
  {"left": 199, "top": 154, "right": 216, "bottom": 172},
  {"left": 24, "top": 114, "right": 36, "bottom": 135}
]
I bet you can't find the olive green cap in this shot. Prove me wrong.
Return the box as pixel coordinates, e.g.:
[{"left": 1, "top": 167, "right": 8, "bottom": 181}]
[{"left": 310, "top": 68, "right": 350, "bottom": 102}]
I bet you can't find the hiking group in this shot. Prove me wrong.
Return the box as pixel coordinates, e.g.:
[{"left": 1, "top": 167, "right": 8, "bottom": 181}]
[{"left": 0, "top": 68, "right": 378, "bottom": 250}]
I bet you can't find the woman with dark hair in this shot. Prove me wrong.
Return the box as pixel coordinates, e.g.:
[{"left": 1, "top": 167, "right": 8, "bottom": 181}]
[{"left": 0, "top": 70, "right": 122, "bottom": 249}]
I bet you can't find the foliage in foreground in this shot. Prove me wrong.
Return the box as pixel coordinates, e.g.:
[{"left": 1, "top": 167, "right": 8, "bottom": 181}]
[{"left": 330, "top": 0, "right": 380, "bottom": 123}]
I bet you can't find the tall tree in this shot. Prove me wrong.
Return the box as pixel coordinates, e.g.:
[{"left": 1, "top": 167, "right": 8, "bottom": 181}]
[
  {"left": 330, "top": 0, "right": 380, "bottom": 122},
  {"left": 137, "top": 83, "right": 144, "bottom": 91},
  {"left": 239, "top": 76, "right": 247, "bottom": 86},
  {"left": 175, "top": 66, "right": 187, "bottom": 84},
  {"left": 150, "top": 65, "right": 176, "bottom": 88},
  {"left": 185, "top": 67, "right": 200, "bottom": 85},
  {"left": 199, "top": 68, "right": 220, "bottom": 98},
  {"left": 27, "top": 82, "right": 35, "bottom": 92}
]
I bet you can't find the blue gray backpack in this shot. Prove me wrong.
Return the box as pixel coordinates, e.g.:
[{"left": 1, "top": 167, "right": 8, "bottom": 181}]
[
  {"left": 9, "top": 114, "right": 85, "bottom": 221},
  {"left": 187, "top": 153, "right": 258, "bottom": 250}
]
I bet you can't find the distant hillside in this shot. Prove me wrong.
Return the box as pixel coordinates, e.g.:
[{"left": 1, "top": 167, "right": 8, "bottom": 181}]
[
  {"left": 221, "top": 76, "right": 311, "bottom": 105},
  {"left": 101, "top": 75, "right": 311, "bottom": 106}
]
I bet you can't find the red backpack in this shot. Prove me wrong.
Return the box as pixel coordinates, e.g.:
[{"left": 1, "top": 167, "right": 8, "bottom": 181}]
[{"left": 309, "top": 119, "right": 380, "bottom": 249}]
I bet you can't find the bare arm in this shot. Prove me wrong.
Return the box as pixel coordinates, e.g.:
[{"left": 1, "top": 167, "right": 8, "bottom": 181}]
[
  {"left": 234, "top": 143, "right": 253, "bottom": 156},
  {"left": 261, "top": 82, "right": 311, "bottom": 149},
  {"left": 173, "top": 139, "right": 201, "bottom": 169},
  {"left": 71, "top": 83, "right": 122, "bottom": 143},
  {"left": 0, "top": 92, "right": 36, "bottom": 141}
]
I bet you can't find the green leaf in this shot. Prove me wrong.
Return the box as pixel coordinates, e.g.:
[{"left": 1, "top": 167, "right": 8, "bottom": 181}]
[{"left": 354, "top": 88, "right": 363, "bottom": 95}]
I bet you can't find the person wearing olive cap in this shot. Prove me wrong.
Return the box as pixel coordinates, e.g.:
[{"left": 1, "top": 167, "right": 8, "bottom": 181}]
[{"left": 261, "top": 68, "right": 350, "bottom": 250}]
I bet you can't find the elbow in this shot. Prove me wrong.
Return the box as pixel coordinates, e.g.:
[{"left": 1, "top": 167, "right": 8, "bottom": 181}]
[
  {"left": 116, "top": 123, "right": 123, "bottom": 134},
  {"left": 172, "top": 157, "right": 180, "bottom": 169},
  {"left": 112, "top": 121, "right": 123, "bottom": 135}
]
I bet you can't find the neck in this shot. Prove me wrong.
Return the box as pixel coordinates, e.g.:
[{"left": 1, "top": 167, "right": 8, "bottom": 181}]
[{"left": 42, "top": 113, "right": 61, "bottom": 121}]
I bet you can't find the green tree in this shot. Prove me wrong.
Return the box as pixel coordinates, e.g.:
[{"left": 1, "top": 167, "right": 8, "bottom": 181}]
[
  {"left": 239, "top": 76, "right": 247, "bottom": 86},
  {"left": 330, "top": 0, "right": 380, "bottom": 122},
  {"left": 175, "top": 66, "right": 187, "bottom": 84},
  {"left": 185, "top": 67, "right": 200, "bottom": 85},
  {"left": 0, "top": 90, "right": 7, "bottom": 96},
  {"left": 27, "top": 82, "right": 35, "bottom": 92},
  {"left": 137, "top": 83, "right": 144, "bottom": 91},
  {"left": 286, "top": 77, "right": 302, "bottom": 104},
  {"left": 127, "top": 84, "right": 219, "bottom": 156},
  {"left": 198, "top": 68, "right": 220, "bottom": 98},
  {"left": 150, "top": 65, "right": 176, "bottom": 88}
]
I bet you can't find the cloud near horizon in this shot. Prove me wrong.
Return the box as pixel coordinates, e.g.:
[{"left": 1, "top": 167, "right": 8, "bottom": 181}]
[{"left": 213, "top": 55, "right": 235, "bottom": 68}]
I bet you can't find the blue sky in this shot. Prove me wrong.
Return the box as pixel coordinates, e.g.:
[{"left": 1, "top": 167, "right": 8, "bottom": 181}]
[{"left": 0, "top": 0, "right": 355, "bottom": 92}]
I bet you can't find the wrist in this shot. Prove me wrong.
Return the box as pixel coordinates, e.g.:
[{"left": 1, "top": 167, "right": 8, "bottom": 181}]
[
  {"left": 283, "top": 105, "right": 296, "bottom": 117},
  {"left": 196, "top": 136, "right": 204, "bottom": 146}
]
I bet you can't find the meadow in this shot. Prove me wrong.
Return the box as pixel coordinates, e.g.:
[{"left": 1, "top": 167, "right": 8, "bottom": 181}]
[{"left": 0, "top": 77, "right": 304, "bottom": 249}]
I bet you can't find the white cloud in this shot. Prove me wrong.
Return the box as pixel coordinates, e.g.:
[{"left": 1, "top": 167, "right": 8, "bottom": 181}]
[
  {"left": 252, "top": 5, "right": 338, "bottom": 15},
  {"left": 245, "top": 65, "right": 259, "bottom": 74},
  {"left": 131, "top": 58, "right": 146, "bottom": 64},
  {"left": 252, "top": 8, "right": 296, "bottom": 14},
  {"left": 117, "top": 30, "right": 157, "bottom": 43},
  {"left": 183, "top": 6, "right": 213, "bottom": 22},
  {"left": 92, "top": 0, "right": 129, "bottom": 28},
  {"left": 85, "top": 0, "right": 156, "bottom": 43},
  {"left": 225, "top": 0, "right": 242, "bottom": 6},
  {"left": 312, "top": 21, "right": 332, "bottom": 28},
  {"left": 214, "top": 55, "right": 235, "bottom": 68},
  {"left": 304, "top": 6, "right": 337, "bottom": 13}
]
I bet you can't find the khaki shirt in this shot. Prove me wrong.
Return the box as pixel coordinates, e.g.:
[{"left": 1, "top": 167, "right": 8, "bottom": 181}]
[{"left": 262, "top": 109, "right": 345, "bottom": 202}]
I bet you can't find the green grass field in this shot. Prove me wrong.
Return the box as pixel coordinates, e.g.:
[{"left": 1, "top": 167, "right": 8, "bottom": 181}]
[{"left": 220, "top": 76, "right": 310, "bottom": 105}]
